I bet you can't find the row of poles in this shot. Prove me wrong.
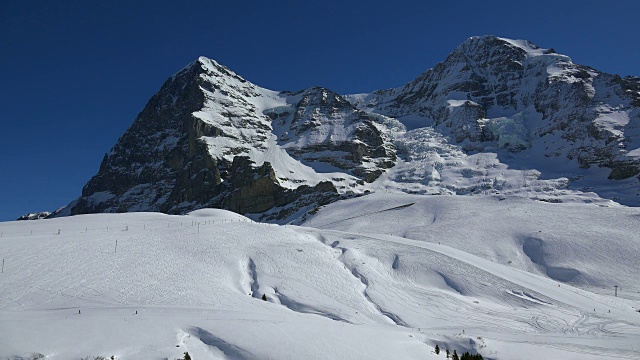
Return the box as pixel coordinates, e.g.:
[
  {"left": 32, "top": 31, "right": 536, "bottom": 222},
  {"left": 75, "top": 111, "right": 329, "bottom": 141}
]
[
  {"left": 0, "top": 217, "right": 263, "bottom": 238},
  {"left": 0, "top": 218, "right": 266, "bottom": 272}
]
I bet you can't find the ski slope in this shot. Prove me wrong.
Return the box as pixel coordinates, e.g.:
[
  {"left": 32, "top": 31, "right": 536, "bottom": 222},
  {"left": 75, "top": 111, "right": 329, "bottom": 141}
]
[
  {"left": 301, "top": 193, "right": 640, "bottom": 297},
  {"left": 1, "top": 200, "right": 640, "bottom": 359}
]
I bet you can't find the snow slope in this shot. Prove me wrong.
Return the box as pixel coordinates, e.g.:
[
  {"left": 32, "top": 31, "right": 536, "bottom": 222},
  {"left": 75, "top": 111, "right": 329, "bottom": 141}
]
[
  {"left": 302, "top": 193, "right": 640, "bottom": 297},
  {"left": 2, "top": 199, "right": 640, "bottom": 359}
]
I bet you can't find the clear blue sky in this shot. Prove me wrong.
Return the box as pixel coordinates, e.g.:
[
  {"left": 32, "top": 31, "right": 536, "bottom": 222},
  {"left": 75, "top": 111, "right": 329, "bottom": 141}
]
[{"left": 1, "top": 0, "right": 639, "bottom": 221}]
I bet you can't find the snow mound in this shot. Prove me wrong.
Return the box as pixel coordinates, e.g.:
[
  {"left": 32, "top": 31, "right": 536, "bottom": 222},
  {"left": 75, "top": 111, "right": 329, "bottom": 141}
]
[{"left": 187, "top": 208, "right": 250, "bottom": 221}]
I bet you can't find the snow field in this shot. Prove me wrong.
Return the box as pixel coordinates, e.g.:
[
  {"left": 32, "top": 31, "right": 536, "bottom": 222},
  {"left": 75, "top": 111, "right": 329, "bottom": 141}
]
[
  {"left": 302, "top": 193, "right": 640, "bottom": 299},
  {"left": 2, "top": 198, "right": 640, "bottom": 359},
  {"left": 0, "top": 211, "right": 433, "bottom": 359}
]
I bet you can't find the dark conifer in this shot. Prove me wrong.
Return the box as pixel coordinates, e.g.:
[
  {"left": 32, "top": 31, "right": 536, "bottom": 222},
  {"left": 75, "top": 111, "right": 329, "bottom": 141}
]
[{"left": 435, "top": 344, "right": 440, "bottom": 354}]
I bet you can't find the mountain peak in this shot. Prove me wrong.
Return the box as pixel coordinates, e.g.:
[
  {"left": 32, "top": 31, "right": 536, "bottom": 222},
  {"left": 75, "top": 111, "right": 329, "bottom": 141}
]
[
  {"left": 457, "top": 35, "right": 562, "bottom": 60},
  {"left": 195, "top": 56, "right": 249, "bottom": 84},
  {"left": 170, "top": 56, "right": 249, "bottom": 86}
]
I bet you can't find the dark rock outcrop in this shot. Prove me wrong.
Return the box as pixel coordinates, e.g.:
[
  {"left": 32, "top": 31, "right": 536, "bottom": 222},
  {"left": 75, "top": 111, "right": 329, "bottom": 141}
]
[
  {"left": 271, "top": 87, "right": 396, "bottom": 182},
  {"left": 17, "top": 212, "right": 51, "bottom": 221}
]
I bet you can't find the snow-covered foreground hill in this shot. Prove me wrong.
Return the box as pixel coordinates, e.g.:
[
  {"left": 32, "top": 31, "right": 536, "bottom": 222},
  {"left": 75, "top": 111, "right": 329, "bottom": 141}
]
[
  {"left": 301, "top": 193, "right": 640, "bottom": 298},
  {"left": 2, "top": 199, "right": 640, "bottom": 359}
]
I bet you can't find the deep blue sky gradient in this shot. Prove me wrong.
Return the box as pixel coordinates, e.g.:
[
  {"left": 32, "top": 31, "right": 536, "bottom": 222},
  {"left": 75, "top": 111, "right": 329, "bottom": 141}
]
[{"left": 1, "top": 0, "right": 639, "bottom": 220}]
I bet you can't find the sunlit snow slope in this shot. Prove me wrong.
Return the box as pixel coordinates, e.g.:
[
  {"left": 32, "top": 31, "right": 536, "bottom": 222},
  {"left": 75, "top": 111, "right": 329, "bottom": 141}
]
[
  {"left": 2, "top": 199, "right": 640, "bottom": 359},
  {"left": 301, "top": 193, "right": 640, "bottom": 297}
]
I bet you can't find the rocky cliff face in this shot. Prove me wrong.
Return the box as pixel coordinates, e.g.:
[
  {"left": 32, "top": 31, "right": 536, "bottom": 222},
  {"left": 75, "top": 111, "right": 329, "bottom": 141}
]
[
  {"left": 56, "top": 36, "right": 640, "bottom": 220},
  {"left": 17, "top": 212, "right": 51, "bottom": 221},
  {"left": 59, "top": 58, "right": 376, "bottom": 221},
  {"left": 270, "top": 87, "right": 396, "bottom": 182}
]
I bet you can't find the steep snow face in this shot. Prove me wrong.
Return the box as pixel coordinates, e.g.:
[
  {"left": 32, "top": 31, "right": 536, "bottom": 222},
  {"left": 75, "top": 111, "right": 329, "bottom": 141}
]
[
  {"left": 497, "top": 37, "right": 551, "bottom": 57},
  {"left": 194, "top": 60, "right": 399, "bottom": 189},
  {"left": 192, "top": 57, "right": 327, "bottom": 190},
  {"left": 194, "top": 56, "right": 284, "bottom": 155}
]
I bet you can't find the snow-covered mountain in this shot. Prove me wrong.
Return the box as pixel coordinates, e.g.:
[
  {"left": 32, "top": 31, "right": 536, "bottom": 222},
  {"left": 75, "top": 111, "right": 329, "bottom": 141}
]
[
  {"left": 56, "top": 36, "right": 640, "bottom": 220},
  {"left": 358, "top": 36, "right": 640, "bottom": 202}
]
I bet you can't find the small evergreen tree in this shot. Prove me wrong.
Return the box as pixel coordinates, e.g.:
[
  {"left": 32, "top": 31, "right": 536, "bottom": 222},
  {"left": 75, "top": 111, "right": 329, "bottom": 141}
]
[
  {"left": 446, "top": 349, "right": 450, "bottom": 358},
  {"left": 452, "top": 350, "right": 459, "bottom": 360},
  {"left": 183, "top": 352, "right": 191, "bottom": 360},
  {"left": 461, "top": 351, "right": 483, "bottom": 360},
  {"left": 261, "top": 294, "right": 267, "bottom": 301},
  {"left": 435, "top": 344, "right": 440, "bottom": 355}
]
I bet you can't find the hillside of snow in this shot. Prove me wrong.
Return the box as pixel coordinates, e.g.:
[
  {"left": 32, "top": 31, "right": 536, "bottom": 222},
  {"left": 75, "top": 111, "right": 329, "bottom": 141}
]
[
  {"left": 301, "top": 193, "right": 640, "bottom": 298},
  {"left": 2, "top": 198, "right": 640, "bottom": 359}
]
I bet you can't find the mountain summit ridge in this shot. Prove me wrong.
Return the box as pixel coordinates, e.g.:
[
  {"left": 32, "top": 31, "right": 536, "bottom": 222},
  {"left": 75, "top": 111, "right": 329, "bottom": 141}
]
[{"left": 55, "top": 36, "right": 640, "bottom": 220}]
